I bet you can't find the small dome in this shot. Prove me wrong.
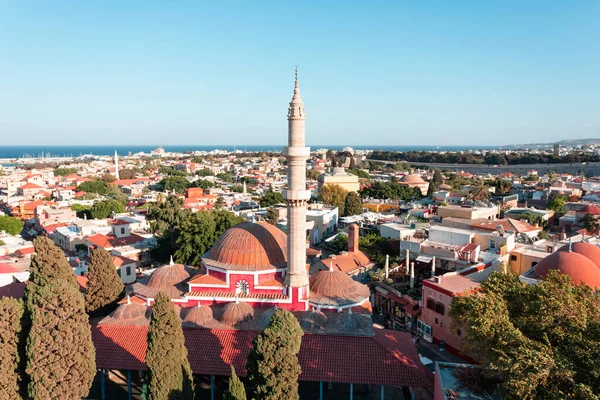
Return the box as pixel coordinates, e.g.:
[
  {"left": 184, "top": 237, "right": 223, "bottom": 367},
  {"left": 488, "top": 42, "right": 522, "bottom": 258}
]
[
  {"left": 557, "top": 242, "right": 600, "bottom": 268},
  {"left": 203, "top": 222, "right": 287, "bottom": 272},
  {"left": 309, "top": 270, "right": 370, "bottom": 307},
  {"left": 257, "top": 306, "right": 279, "bottom": 327},
  {"left": 530, "top": 251, "right": 600, "bottom": 288},
  {"left": 111, "top": 302, "right": 148, "bottom": 322},
  {"left": 147, "top": 263, "right": 191, "bottom": 296},
  {"left": 399, "top": 174, "right": 425, "bottom": 184},
  {"left": 220, "top": 301, "right": 254, "bottom": 325},
  {"left": 334, "top": 311, "right": 369, "bottom": 333},
  {"left": 183, "top": 304, "right": 218, "bottom": 328},
  {"left": 299, "top": 309, "right": 328, "bottom": 331}
]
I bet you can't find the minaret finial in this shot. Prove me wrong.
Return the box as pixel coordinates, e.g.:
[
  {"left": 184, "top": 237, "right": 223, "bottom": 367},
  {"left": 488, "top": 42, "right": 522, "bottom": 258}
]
[
  {"left": 295, "top": 65, "right": 298, "bottom": 81},
  {"left": 568, "top": 237, "right": 572, "bottom": 252}
]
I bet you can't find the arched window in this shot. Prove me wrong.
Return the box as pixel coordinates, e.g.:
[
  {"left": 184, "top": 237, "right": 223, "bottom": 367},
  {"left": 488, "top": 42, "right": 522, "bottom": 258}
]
[{"left": 236, "top": 280, "right": 249, "bottom": 294}]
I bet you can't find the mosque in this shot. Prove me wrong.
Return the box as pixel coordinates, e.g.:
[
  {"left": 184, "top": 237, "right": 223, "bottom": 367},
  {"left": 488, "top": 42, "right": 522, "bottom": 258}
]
[{"left": 91, "top": 70, "right": 430, "bottom": 398}]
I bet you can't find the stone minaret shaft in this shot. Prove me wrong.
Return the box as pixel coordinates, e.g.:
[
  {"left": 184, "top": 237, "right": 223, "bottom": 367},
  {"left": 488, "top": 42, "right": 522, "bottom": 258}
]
[
  {"left": 284, "top": 68, "right": 310, "bottom": 288},
  {"left": 114, "top": 150, "right": 120, "bottom": 180}
]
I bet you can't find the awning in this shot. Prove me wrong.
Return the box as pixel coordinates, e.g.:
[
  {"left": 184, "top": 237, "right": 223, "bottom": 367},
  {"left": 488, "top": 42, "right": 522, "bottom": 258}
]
[{"left": 415, "top": 254, "right": 433, "bottom": 263}]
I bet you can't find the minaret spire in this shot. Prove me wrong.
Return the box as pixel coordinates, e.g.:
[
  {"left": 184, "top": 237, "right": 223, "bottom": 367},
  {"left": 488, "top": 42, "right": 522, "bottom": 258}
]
[
  {"left": 284, "top": 66, "right": 310, "bottom": 305},
  {"left": 114, "top": 150, "right": 119, "bottom": 180}
]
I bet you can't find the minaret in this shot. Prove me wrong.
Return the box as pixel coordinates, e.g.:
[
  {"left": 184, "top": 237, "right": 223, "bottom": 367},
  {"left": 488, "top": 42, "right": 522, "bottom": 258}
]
[
  {"left": 114, "top": 150, "right": 120, "bottom": 180},
  {"left": 284, "top": 67, "right": 310, "bottom": 297}
]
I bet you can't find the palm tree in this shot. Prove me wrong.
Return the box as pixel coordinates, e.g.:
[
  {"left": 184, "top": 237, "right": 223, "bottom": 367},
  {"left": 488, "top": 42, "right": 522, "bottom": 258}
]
[{"left": 469, "top": 182, "right": 490, "bottom": 202}]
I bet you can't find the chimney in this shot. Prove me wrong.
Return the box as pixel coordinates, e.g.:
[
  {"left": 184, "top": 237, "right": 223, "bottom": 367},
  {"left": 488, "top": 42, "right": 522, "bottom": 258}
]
[{"left": 348, "top": 224, "right": 359, "bottom": 253}]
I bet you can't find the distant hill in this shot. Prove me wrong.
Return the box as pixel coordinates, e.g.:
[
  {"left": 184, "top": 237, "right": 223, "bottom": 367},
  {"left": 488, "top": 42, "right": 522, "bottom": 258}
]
[{"left": 504, "top": 138, "right": 600, "bottom": 149}]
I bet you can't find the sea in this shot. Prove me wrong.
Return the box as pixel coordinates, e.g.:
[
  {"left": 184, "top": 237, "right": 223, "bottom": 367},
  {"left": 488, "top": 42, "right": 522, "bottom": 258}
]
[{"left": 0, "top": 144, "right": 501, "bottom": 160}]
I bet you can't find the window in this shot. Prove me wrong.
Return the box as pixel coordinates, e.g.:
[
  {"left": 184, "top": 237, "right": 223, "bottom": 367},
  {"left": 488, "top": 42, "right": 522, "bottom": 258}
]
[
  {"left": 126, "top": 266, "right": 131, "bottom": 276},
  {"left": 117, "top": 268, "right": 121, "bottom": 277},
  {"left": 426, "top": 298, "right": 435, "bottom": 310},
  {"left": 121, "top": 228, "right": 125, "bottom": 234},
  {"left": 510, "top": 255, "right": 517, "bottom": 261},
  {"left": 456, "top": 329, "right": 462, "bottom": 336},
  {"left": 435, "top": 302, "right": 445, "bottom": 316},
  {"left": 434, "top": 317, "right": 439, "bottom": 325},
  {"left": 417, "top": 320, "right": 432, "bottom": 338},
  {"left": 236, "top": 280, "right": 249, "bottom": 294}
]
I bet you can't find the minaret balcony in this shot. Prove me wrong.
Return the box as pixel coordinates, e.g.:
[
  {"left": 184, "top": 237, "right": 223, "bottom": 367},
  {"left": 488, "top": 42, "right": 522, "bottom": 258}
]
[
  {"left": 283, "top": 189, "right": 312, "bottom": 202},
  {"left": 282, "top": 146, "right": 310, "bottom": 158}
]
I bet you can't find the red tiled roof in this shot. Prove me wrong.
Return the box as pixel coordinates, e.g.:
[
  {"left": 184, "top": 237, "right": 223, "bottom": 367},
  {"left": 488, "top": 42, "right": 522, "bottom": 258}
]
[
  {"left": 87, "top": 233, "right": 145, "bottom": 249},
  {"left": 188, "top": 273, "right": 227, "bottom": 285},
  {"left": 19, "top": 182, "right": 44, "bottom": 190},
  {"left": 0, "top": 263, "right": 22, "bottom": 274},
  {"left": 112, "top": 255, "right": 137, "bottom": 267},
  {"left": 91, "top": 322, "right": 430, "bottom": 387},
  {"left": 16, "top": 247, "right": 35, "bottom": 256},
  {"left": 582, "top": 204, "right": 600, "bottom": 215},
  {"left": 76, "top": 276, "right": 88, "bottom": 291}
]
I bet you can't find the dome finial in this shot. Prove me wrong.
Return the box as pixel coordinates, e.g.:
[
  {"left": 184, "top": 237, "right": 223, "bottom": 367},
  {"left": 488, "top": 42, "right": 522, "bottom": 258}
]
[
  {"left": 329, "top": 259, "right": 334, "bottom": 272},
  {"left": 169, "top": 255, "right": 174, "bottom": 265},
  {"left": 568, "top": 237, "right": 572, "bottom": 252},
  {"left": 126, "top": 295, "right": 131, "bottom": 305},
  {"left": 348, "top": 307, "right": 353, "bottom": 315}
]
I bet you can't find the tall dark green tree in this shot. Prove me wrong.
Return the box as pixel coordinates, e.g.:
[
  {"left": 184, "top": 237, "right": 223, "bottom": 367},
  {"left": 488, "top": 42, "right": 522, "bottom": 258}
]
[
  {"left": 26, "top": 280, "right": 96, "bottom": 399},
  {"left": 91, "top": 199, "right": 125, "bottom": 219},
  {"left": 161, "top": 176, "right": 191, "bottom": 194},
  {"left": 450, "top": 271, "right": 600, "bottom": 399},
  {"left": 0, "top": 298, "right": 26, "bottom": 400},
  {"left": 224, "top": 365, "right": 247, "bottom": 400},
  {"left": 431, "top": 168, "right": 443, "bottom": 187},
  {"left": 146, "top": 292, "right": 194, "bottom": 400},
  {"left": 85, "top": 247, "right": 124, "bottom": 316},
  {"left": 246, "top": 309, "right": 303, "bottom": 400},
  {"left": 266, "top": 208, "right": 278, "bottom": 225},
  {"left": 147, "top": 196, "right": 191, "bottom": 262},
  {"left": 343, "top": 191, "right": 363, "bottom": 216}
]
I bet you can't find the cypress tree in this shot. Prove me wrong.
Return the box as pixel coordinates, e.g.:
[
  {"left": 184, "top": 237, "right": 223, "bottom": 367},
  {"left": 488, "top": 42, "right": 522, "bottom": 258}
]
[
  {"left": 0, "top": 298, "right": 27, "bottom": 400},
  {"left": 25, "top": 236, "right": 78, "bottom": 308},
  {"left": 85, "top": 247, "right": 124, "bottom": 316},
  {"left": 246, "top": 309, "right": 303, "bottom": 400},
  {"left": 146, "top": 291, "right": 194, "bottom": 400},
  {"left": 343, "top": 191, "right": 363, "bottom": 217},
  {"left": 26, "top": 281, "right": 96, "bottom": 399},
  {"left": 224, "top": 365, "right": 246, "bottom": 400}
]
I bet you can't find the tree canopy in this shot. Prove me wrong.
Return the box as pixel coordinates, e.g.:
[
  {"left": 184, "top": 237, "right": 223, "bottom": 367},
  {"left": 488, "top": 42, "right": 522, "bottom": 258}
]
[
  {"left": 344, "top": 191, "right": 363, "bottom": 216},
  {"left": 246, "top": 309, "right": 303, "bottom": 400},
  {"left": 0, "top": 215, "right": 24, "bottom": 236},
  {"left": 0, "top": 297, "right": 26, "bottom": 400},
  {"left": 146, "top": 292, "right": 194, "bottom": 400},
  {"left": 319, "top": 184, "right": 348, "bottom": 215},
  {"left": 547, "top": 194, "right": 567, "bottom": 214},
  {"left": 450, "top": 271, "right": 600, "bottom": 399},
  {"left": 359, "top": 181, "right": 421, "bottom": 200},
  {"left": 52, "top": 167, "right": 77, "bottom": 177},
  {"left": 225, "top": 365, "right": 247, "bottom": 400},
  {"left": 91, "top": 199, "right": 125, "bottom": 219},
  {"left": 85, "top": 247, "right": 124, "bottom": 317},
  {"left": 260, "top": 189, "right": 283, "bottom": 208},
  {"left": 161, "top": 176, "right": 191, "bottom": 194},
  {"left": 147, "top": 196, "right": 191, "bottom": 263}
]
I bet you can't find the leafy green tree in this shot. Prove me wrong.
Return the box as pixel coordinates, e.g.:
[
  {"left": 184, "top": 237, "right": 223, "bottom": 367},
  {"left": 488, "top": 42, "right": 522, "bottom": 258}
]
[
  {"left": 217, "top": 172, "right": 234, "bottom": 183},
  {"left": 431, "top": 168, "right": 443, "bottom": 187},
  {"left": 225, "top": 365, "right": 246, "bottom": 400},
  {"left": 52, "top": 167, "right": 77, "bottom": 176},
  {"left": 246, "top": 309, "right": 303, "bottom": 400},
  {"left": 306, "top": 169, "right": 321, "bottom": 180},
  {"left": 26, "top": 280, "right": 96, "bottom": 399},
  {"left": 343, "top": 191, "right": 363, "bottom": 216},
  {"left": 196, "top": 168, "right": 213, "bottom": 177},
  {"left": 190, "top": 179, "right": 214, "bottom": 190},
  {"left": 91, "top": 199, "right": 126, "bottom": 219},
  {"left": 161, "top": 176, "right": 191, "bottom": 194},
  {"left": 260, "top": 189, "right": 283, "bottom": 208},
  {"left": 450, "top": 271, "right": 600, "bottom": 399},
  {"left": 78, "top": 179, "right": 110, "bottom": 195},
  {"left": 547, "top": 194, "right": 567, "bottom": 214},
  {"left": 359, "top": 181, "right": 419, "bottom": 200},
  {"left": 146, "top": 292, "right": 194, "bottom": 400},
  {"left": 580, "top": 213, "right": 600, "bottom": 235},
  {"left": 71, "top": 203, "right": 92, "bottom": 219},
  {"left": 266, "top": 208, "right": 278, "bottom": 225},
  {"left": 0, "top": 297, "right": 27, "bottom": 400},
  {"left": 147, "top": 196, "right": 190, "bottom": 263},
  {"left": 469, "top": 182, "right": 490, "bottom": 202},
  {"left": 0, "top": 215, "right": 24, "bottom": 236},
  {"left": 118, "top": 168, "right": 141, "bottom": 180},
  {"left": 319, "top": 184, "right": 348, "bottom": 215},
  {"left": 215, "top": 196, "right": 224, "bottom": 209},
  {"left": 346, "top": 168, "right": 370, "bottom": 179},
  {"left": 85, "top": 247, "right": 124, "bottom": 317},
  {"left": 100, "top": 173, "right": 117, "bottom": 182}
]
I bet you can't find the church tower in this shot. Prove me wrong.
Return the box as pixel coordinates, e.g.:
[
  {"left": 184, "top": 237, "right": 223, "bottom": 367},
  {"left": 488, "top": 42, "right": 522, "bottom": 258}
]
[
  {"left": 114, "top": 150, "right": 120, "bottom": 180},
  {"left": 284, "top": 67, "right": 310, "bottom": 301}
]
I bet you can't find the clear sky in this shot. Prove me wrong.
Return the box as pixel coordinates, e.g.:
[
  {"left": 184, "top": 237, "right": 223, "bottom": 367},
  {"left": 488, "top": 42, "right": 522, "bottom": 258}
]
[{"left": 0, "top": 1, "right": 599, "bottom": 146}]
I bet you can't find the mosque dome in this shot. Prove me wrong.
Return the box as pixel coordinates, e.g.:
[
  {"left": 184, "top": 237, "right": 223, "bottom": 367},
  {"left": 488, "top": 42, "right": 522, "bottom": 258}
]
[
  {"left": 529, "top": 249, "right": 600, "bottom": 288},
  {"left": 299, "top": 309, "right": 328, "bottom": 332},
  {"left": 220, "top": 301, "right": 255, "bottom": 325},
  {"left": 147, "top": 263, "right": 191, "bottom": 295},
  {"left": 203, "top": 222, "right": 287, "bottom": 271},
  {"left": 557, "top": 242, "right": 600, "bottom": 268},
  {"left": 334, "top": 310, "right": 370, "bottom": 333},
  {"left": 399, "top": 174, "right": 426, "bottom": 184},
  {"left": 108, "top": 298, "right": 149, "bottom": 324},
  {"left": 257, "top": 306, "right": 279, "bottom": 328},
  {"left": 309, "top": 270, "right": 370, "bottom": 307},
  {"left": 183, "top": 304, "right": 218, "bottom": 328}
]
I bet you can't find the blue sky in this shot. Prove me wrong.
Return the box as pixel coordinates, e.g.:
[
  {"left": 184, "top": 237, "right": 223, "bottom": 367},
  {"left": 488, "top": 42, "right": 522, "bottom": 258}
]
[{"left": 0, "top": 1, "right": 598, "bottom": 146}]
